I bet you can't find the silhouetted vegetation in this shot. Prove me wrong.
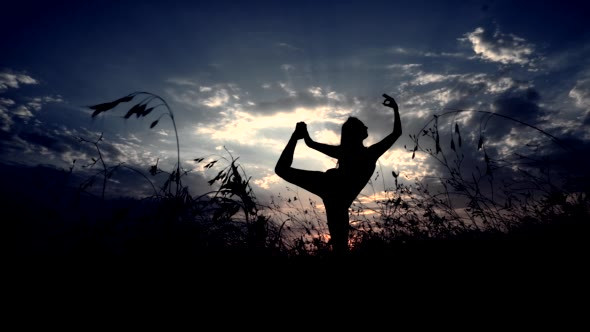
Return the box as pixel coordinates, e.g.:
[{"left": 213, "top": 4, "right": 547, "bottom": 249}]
[{"left": 8, "top": 92, "right": 589, "bottom": 259}]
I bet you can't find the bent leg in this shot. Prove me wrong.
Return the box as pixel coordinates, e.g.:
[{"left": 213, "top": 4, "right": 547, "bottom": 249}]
[
  {"left": 275, "top": 135, "right": 326, "bottom": 196},
  {"left": 275, "top": 134, "right": 298, "bottom": 176}
]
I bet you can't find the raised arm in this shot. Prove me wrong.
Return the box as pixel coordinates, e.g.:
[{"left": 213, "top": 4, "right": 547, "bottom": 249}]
[
  {"left": 298, "top": 122, "right": 341, "bottom": 159},
  {"left": 368, "top": 94, "right": 402, "bottom": 161}
]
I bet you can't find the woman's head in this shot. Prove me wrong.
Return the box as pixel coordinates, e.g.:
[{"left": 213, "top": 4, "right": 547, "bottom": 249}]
[{"left": 341, "top": 117, "right": 368, "bottom": 147}]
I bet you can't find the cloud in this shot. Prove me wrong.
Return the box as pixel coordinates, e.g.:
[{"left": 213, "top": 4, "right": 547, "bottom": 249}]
[
  {"left": 249, "top": 86, "right": 357, "bottom": 115},
  {"left": 280, "top": 64, "right": 295, "bottom": 72},
  {"left": 0, "top": 115, "right": 171, "bottom": 178},
  {"left": 253, "top": 173, "right": 281, "bottom": 190},
  {"left": 492, "top": 88, "right": 541, "bottom": 124},
  {"left": 387, "top": 63, "right": 422, "bottom": 71},
  {"left": 378, "top": 67, "right": 546, "bottom": 186},
  {"left": 569, "top": 79, "right": 590, "bottom": 109},
  {"left": 389, "top": 47, "right": 410, "bottom": 54},
  {"left": 388, "top": 47, "right": 466, "bottom": 58},
  {"left": 0, "top": 108, "right": 13, "bottom": 131},
  {"left": 201, "top": 88, "right": 230, "bottom": 107},
  {"left": 0, "top": 98, "right": 15, "bottom": 106},
  {"left": 27, "top": 99, "right": 43, "bottom": 111},
  {"left": 452, "top": 87, "right": 545, "bottom": 156},
  {"left": 0, "top": 94, "right": 63, "bottom": 132},
  {"left": 191, "top": 85, "right": 365, "bottom": 183},
  {"left": 410, "top": 85, "right": 544, "bottom": 139},
  {"left": 391, "top": 62, "right": 528, "bottom": 97},
  {"left": 24, "top": 96, "right": 63, "bottom": 112},
  {"left": 166, "top": 78, "right": 198, "bottom": 87},
  {"left": 308, "top": 86, "right": 323, "bottom": 97},
  {"left": 275, "top": 42, "right": 302, "bottom": 52},
  {"left": 425, "top": 52, "right": 466, "bottom": 58},
  {"left": 412, "top": 73, "right": 457, "bottom": 86},
  {"left": 14, "top": 105, "right": 33, "bottom": 118},
  {"left": 382, "top": 51, "right": 586, "bottom": 201},
  {"left": 378, "top": 148, "right": 435, "bottom": 182},
  {"left": 195, "top": 104, "right": 350, "bottom": 149},
  {"left": 278, "top": 82, "right": 297, "bottom": 97},
  {"left": 1, "top": 125, "right": 94, "bottom": 166},
  {"left": 166, "top": 83, "right": 236, "bottom": 111},
  {"left": 463, "top": 75, "right": 521, "bottom": 94},
  {"left": 0, "top": 71, "right": 38, "bottom": 91},
  {"left": 0, "top": 95, "right": 213, "bottom": 198},
  {"left": 462, "top": 27, "right": 535, "bottom": 66},
  {"left": 396, "top": 68, "right": 532, "bottom": 116},
  {"left": 0, "top": 73, "right": 47, "bottom": 130}
]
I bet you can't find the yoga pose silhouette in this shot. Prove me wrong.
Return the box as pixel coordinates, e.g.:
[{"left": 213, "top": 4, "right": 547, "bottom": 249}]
[{"left": 275, "top": 94, "right": 402, "bottom": 254}]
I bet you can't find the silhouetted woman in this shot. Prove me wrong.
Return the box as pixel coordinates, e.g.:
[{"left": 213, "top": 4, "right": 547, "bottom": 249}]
[{"left": 275, "top": 94, "right": 401, "bottom": 254}]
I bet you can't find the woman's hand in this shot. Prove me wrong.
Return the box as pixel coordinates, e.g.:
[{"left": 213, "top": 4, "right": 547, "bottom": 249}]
[
  {"left": 294, "top": 121, "right": 308, "bottom": 140},
  {"left": 382, "top": 94, "right": 398, "bottom": 110}
]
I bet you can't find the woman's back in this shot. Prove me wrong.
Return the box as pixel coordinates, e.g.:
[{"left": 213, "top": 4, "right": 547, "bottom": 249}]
[{"left": 328, "top": 146, "right": 376, "bottom": 202}]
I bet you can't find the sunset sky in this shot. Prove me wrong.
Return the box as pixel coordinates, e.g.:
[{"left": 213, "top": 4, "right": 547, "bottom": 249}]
[{"left": 1, "top": 0, "right": 588, "bottom": 205}]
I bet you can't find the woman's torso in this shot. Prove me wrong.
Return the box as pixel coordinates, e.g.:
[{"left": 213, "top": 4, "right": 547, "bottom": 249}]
[{"left": 325, "top": 147, "right": 376, "bottom": 201}]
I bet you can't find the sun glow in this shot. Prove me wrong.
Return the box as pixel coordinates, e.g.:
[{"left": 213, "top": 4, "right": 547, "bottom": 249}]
[{"left": 195, "top": 105, "right": 350, "bottom": 149}]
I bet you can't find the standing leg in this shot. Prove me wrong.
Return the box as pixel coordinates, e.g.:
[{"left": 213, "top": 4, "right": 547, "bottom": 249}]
[{"left": 325, "top": 202, "right": 350, "bottom": 255}]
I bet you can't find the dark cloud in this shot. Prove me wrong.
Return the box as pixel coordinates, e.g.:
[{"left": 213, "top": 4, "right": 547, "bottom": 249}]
[
  {"left": 0, "top": 116, "right": 136, "bottom": 170},
  {"left": 492, "top": 88, "right": 541, "bottom": 124},
  {"left": 19, "top": 130, "right": 61, "bottom": 150},
  {"left": 94, "top": 165, "right": 211, "bottom": 199},
  {"left": 508, "top": 134, "right": 590, "bottom": 193}
]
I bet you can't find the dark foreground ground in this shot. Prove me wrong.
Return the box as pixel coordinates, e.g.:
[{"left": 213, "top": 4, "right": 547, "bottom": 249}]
[{"left": 3, "top": 162, "right": 588, "bottom": 278}]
